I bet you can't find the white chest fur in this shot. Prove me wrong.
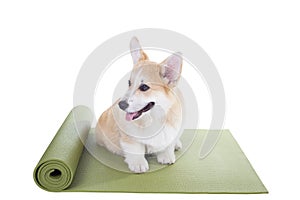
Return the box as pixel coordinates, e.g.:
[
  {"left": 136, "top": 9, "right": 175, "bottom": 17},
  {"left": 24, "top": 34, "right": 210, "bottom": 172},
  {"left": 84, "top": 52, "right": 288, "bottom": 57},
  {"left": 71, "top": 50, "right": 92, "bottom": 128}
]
[{"left": 137, "top": 124, "right": 181, "bottom": 154}]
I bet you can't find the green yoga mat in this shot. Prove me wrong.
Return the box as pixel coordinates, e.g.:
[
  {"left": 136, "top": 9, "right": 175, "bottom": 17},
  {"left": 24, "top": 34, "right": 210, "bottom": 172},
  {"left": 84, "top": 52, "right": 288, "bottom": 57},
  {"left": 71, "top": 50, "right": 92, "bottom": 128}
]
[{"left": 34, "top": 106, "right": 268, "bottom": 193}]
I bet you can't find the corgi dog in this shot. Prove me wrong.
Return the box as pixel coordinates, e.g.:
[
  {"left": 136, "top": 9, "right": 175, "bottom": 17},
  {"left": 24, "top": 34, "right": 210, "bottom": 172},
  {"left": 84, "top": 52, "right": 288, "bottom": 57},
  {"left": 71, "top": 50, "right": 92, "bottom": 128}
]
[{"left": 96, "top": 37, "right": 183, "bottom": 173}]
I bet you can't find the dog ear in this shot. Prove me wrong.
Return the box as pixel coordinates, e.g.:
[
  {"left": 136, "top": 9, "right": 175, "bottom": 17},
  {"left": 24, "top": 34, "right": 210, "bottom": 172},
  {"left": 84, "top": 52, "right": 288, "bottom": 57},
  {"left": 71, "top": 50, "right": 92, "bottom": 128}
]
[
  {"left": 130, "top": 37, "right": 148, "bottom": 66},
  {"left": 160, "top": 52, "right": 183, "bottom": 87}
]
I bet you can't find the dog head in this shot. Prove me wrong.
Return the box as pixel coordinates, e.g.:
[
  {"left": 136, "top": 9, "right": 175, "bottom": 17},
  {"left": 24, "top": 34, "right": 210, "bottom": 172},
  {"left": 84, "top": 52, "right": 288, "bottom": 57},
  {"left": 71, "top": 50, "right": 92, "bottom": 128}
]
[{"left": 118, "top": 37, "right": 183, "bottom": 121}]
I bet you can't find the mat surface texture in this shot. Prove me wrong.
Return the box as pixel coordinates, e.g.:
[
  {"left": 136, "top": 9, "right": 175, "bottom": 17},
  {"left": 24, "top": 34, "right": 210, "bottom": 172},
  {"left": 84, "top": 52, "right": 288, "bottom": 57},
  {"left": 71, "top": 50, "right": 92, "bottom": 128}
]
[{"left": 34, "top": 106, "right": 268, "bottom": 193}]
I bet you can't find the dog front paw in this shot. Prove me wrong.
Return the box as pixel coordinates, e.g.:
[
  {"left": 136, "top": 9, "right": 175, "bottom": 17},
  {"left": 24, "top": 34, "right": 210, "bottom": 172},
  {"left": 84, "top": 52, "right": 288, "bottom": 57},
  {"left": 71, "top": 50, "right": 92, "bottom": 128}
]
[
  {"left": 125, "top": 157, "right": 149, "bottom": 173},
  {"left": 175, "top": 140, "right": 182, "bottom": 151},
  {"left": 157, "top": 151, "right": 176, "bottom": 165}
]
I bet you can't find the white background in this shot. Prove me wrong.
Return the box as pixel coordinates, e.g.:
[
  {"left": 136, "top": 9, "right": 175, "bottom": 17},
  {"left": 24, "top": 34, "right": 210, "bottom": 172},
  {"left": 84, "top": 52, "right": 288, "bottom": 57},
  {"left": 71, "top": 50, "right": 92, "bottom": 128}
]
[{"left": 1, "top": 0, "right": 299, "bottom": 199}]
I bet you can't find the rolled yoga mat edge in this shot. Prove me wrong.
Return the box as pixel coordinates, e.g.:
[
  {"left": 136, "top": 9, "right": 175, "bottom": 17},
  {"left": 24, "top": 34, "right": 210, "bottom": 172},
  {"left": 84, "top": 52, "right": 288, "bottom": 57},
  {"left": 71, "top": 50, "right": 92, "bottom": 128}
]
[{"left": 33, "top": 106, "right": 93, "bottom": 191}]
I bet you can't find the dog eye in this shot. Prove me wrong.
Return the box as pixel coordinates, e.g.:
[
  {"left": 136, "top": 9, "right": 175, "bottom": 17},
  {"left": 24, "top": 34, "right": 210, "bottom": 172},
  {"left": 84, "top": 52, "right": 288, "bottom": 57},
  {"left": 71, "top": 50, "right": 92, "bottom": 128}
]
[
  {"left": 128, "top": 80, "right": 131, "bottom": 87},
  {"left": 139, "top": 84, "right": 150, "bottom": 92}
]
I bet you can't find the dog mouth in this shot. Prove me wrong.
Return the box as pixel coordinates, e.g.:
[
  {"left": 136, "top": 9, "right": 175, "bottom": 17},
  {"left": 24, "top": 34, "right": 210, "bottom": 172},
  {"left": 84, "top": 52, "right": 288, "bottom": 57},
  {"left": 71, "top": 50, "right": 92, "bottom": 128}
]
[{"left": 125, "top": 102, "right": 155, "bottom": 121}]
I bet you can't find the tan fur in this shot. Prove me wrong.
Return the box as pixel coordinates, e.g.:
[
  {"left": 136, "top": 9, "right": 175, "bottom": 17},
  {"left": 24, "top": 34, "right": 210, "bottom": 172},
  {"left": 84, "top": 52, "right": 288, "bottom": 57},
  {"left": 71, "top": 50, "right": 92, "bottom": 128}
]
[
  {"left": 96, "top": 60, "right": 180, "bottom": 152},
  {"left": 95, "top": 37, "right": 183, "bottom": 173}
]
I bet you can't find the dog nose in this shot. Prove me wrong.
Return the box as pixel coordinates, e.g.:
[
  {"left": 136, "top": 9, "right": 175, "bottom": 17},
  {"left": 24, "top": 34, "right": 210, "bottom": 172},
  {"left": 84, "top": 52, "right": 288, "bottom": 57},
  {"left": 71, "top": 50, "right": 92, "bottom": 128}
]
[{"left": 118, "top": 100, "right": 129, "bottom": 110}]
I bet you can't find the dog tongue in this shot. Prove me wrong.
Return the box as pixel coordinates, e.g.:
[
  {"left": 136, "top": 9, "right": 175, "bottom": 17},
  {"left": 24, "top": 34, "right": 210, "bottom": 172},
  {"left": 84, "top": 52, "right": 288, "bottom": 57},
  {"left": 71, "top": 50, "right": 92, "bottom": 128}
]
[{"left": 126, "top": 112, "right": 137, "bottom": 121}]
